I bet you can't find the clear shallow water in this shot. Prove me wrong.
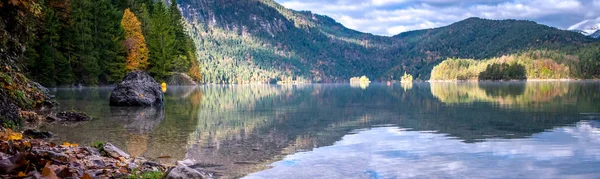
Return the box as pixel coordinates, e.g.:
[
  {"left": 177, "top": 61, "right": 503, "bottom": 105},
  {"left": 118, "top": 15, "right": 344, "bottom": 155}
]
[{"left": 42, "top": 82, "right": 600, "bottom": 178}]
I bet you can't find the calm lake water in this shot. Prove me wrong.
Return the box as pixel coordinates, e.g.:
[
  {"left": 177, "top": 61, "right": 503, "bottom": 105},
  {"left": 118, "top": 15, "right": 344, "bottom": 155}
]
[{"left": 43, "top": 82, "right": 600, "bottom": 178}]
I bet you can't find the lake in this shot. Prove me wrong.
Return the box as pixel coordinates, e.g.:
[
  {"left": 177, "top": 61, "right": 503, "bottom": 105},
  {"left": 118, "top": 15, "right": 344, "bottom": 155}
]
[{"left": 42, "top": 82, "right": 600, "bottom": 178}]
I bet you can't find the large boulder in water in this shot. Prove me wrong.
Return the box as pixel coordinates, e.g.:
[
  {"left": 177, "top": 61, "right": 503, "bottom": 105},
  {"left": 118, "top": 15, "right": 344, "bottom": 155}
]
[{"left": 110, "top": 71, "right": 163, "bottom": 106}]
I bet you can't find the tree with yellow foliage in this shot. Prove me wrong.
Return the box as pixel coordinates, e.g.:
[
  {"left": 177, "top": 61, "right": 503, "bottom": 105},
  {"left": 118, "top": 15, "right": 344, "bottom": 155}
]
[
  {"left": 121, "top": 8, "right": 148, "bottom": 71},
  {"left": 188, "top": 51, "right": 202, "bottom": 81}
]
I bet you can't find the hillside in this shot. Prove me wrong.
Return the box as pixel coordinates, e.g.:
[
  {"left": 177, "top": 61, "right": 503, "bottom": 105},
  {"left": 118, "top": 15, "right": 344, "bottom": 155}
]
[
  {"left": 0, "top": 0, "right": 201, "bottom": 87},
  {"left": 178, "top": 0, "right": 397, "bottom": 83},
  {"left": 389, "top": 17, "right": 598, "bottom": 79},
  {"left": 177, "top": 0, "right": 598, "bottom": 82}
]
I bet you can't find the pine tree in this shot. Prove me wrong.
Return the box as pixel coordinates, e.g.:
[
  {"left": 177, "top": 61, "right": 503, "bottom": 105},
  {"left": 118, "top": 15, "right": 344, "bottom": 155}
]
[
  {"left": 136, "top": 3, "right": 153, "bottom": 37},
  {"left": 70, "top": 0, "right": 100, "bottom": 85},
  {"left": 147, "top": 1, "right": 176, "bottom": 80},
  {"left": 121, "top": 8, "right": 149, "bottom": 71},
  {"left": 94, "top": 0, "right": 126, "bottom": 83},
  {"left": 169, "top": 0, "right": 190, "bottom": 72}
]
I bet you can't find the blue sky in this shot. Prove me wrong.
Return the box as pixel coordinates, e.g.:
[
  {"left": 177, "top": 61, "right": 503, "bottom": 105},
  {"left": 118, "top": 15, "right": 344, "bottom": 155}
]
[{"left": 273, "top": 0, "right": 600, "bottom": 36}]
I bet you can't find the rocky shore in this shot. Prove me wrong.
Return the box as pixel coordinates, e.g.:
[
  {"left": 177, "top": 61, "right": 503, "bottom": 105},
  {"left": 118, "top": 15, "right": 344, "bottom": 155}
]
[
  {"left": 0, "top": 69, "right": 215, "bottom": 178},
  {"left": 0, "top": 128, "right": 216, "bottom": 179},
  {"left": 0, "top": 128, "right": 168, "bottom": 178}
]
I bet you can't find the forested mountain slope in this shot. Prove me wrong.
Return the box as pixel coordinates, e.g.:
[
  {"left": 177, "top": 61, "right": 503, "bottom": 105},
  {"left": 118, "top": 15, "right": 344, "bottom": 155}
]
[
  {"left": 389, "top": 17, "right": 598, "bottom": 79},
  {"left": 1, "top": 0, "right": 201, "bottom": 87},
  {"left": 177, "top": 0, "right": 598, "bottom": 82},
  {"left": 178, "top": 0, "right": 396, "bottom": 83}
]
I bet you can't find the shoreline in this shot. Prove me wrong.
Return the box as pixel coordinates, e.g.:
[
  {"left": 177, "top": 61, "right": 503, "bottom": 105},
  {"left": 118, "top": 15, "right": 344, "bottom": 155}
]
[
  {"left": 0, "top": 129, "right": 170, "bottom": 178},
  {"left": 52, "top": 78, "right": 600, "bottom": 88},
  {"left": 427, "top": 79, "right": 600, "bottom": 83}
]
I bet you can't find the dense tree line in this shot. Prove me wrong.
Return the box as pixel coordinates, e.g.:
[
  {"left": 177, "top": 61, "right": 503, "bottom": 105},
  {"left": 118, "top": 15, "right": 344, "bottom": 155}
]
[
  {"left": 430, "top": 49, "right": 600, "bottom": 81},
  {"left": 479, "top": 63, "right": 526, "bottom": 81},
  {"left": 22, "top": 0, "right": 200, "bottom": 87}
]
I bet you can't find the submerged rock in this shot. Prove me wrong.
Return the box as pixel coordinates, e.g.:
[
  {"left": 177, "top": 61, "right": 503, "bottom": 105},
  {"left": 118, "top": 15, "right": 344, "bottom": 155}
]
[
  {"left": 110, "top": 71, "right": 163, "bottom": 106},
  {"left": 167, "top": 73, "right": 198, "bottom": 86},
  {"left": 56, "top": 111, "right": 91, "bottom": 121},
  {"left": 23, "top": 129, "right": 53, "bottom": 139}
]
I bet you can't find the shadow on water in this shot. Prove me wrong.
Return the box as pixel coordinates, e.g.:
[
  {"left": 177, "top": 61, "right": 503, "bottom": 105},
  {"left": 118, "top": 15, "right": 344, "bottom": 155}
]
[{"left": 43, "top": 82, "right": 600, "bottom": 178}]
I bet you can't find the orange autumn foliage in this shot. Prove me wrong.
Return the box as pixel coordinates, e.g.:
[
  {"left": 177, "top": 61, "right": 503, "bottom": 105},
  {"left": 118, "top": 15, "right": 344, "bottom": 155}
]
[
  {"left": 121, "top": 8, "right": 148, "bottom": 72},
  {"left": 188, "top": 56, "right": 202, "bottom": 81}
]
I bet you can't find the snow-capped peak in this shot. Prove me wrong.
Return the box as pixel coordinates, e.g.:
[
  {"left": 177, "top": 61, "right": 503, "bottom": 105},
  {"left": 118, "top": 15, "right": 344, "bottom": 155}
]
[{"left": 568, "top": 20, "right": 600, "bottom": 38}]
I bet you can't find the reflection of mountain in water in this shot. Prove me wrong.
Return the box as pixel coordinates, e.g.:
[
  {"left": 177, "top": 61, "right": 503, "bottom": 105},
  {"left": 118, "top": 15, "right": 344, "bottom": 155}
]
[
  {"left": 44, "top": 83, "right": 600, "bottom": 178},
  {"left": 247, "top": 120, "right": 600, "bottom": 179},
  {"left": 181, "top": 83, "right": 600, "bottom": 178}
]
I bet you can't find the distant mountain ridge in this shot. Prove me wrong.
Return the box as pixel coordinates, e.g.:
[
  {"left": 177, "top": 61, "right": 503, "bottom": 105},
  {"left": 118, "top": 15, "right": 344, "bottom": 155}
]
[
  {"left": 176, "top": 0, "right": 599, "bottom": 82},
  {"left": 592, "top": 30, "right": 600, "bottom": 38},
  {"left": 389, "top": 17, "right": 598, "bottom": 79},
  {"left": 568, "top": 20, "right": 600, "bottom": 38}
]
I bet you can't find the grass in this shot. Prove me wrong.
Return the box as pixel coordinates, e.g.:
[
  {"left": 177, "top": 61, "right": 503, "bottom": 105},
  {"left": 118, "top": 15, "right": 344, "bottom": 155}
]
[
  {"left": 128, "top": 169, "right": 165, "bottom": 179},
  {"left": 1, "top": 118, "right": 18, "bottom": 129},
  {"left": 91, "top": 141, "right": 109, "bottom": 156}
]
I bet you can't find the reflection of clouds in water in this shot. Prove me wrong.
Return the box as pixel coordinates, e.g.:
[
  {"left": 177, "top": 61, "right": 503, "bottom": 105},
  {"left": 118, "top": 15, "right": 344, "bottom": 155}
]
[{"left": 246, "top": 121, "right": 600, "bottom": 179}]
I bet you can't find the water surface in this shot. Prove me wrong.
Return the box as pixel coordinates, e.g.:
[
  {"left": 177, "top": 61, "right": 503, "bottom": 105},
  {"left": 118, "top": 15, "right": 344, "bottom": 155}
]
[{"left": 43, "top": 82, "right": 600, "bottom": 178}]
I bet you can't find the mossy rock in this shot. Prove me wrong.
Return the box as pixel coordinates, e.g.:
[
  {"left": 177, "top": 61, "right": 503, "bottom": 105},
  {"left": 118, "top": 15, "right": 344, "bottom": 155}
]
[{"left": 0, "top": 69, "right": 55, "bottom": 128}]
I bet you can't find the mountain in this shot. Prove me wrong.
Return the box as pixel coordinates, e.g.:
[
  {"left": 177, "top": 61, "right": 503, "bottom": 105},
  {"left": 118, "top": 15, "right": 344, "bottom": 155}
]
[
  {"left": 573, "top": 27, "right": 600, "bottom": 38},
  {"left": 389, "top": 17, "right": 597, "bottom": 79},
  {"left": 591, "top": 30, "right": 600, "bottom": 38},
  {"left": 178, "top": 0, "right": 395, "bottom": 83},
  {"left": 568, "top": 20, "right": 600, "bottom": 38},
  {"left": 177, "top": 0, "right": 598, "bottom": 82}
]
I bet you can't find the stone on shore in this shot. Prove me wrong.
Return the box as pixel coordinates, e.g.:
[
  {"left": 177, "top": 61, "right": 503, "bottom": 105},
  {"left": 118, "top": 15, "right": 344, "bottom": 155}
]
[
  {"left": 110, "top": 71, "right": 164, "bottom": 106},
  {"left": 166, "top": 161, "right": 210, "bottom": 179},
  {"left": 103, "top": 143, "right": 131, "bottom": 159},
  {"left": 0, "top": 135, "right": 168, "bottom": 178}
]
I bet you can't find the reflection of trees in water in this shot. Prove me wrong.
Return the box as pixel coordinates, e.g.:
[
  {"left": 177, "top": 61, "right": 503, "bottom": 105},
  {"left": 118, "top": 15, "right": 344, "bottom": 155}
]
[
  {"left": 187, "top": 85, "right": 305, "bottom": 143},
  {"left": 350, "top": 82, "right": 369, "bottom": 89},
  {"left": 47, "top": 83, "right": 600, "bottom": 178},
  {"left": 144, "top": 87, "right": 204, "bottom": 163},
  {"left": 52, "top": 87, "right": 113, "bottom": 118},
  {"left": 109, "top": 106, "right": 165, "bottom": 157},
  {"left": 430, "top": 82, "right": 573, "bottom": 107},
  {"left": 401, "top": 82, "right": 413, "bottom": 91},
  {"left": 184, "top": 85, "right": 386, "bottom": 178}
]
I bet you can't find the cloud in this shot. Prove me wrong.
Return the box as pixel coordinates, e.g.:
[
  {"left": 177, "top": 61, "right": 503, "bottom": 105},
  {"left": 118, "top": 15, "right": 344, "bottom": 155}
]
[
  {"left": 246, "top": 121, "right": 600, "bottom": 178},
  {"left": 568, "top": 20, "right": 590, "bottom": 30},
  {"left": 274, "top": 0, "right": 600, "bottom": 36}
]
